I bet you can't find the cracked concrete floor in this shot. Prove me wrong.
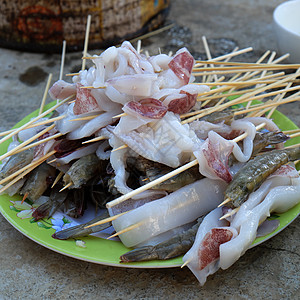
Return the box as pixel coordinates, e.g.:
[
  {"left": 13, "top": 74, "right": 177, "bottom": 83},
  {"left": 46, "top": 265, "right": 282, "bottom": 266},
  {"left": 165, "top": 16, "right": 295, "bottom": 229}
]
[{"left": 0, "top": 0, "right": 299, "bottom": 299}]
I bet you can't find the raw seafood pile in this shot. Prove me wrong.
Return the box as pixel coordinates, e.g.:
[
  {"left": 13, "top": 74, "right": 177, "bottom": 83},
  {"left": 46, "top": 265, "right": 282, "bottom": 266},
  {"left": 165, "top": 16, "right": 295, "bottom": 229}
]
[{"left": 1, "top": 41, "right": 300, "bottom": 286}]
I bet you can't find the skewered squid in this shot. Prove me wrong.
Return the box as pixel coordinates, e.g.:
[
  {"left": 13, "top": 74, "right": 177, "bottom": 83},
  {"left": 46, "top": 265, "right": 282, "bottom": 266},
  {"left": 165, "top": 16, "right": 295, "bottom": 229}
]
[{"left": 1, "top": 39, "right": 300, "bottom": 288}]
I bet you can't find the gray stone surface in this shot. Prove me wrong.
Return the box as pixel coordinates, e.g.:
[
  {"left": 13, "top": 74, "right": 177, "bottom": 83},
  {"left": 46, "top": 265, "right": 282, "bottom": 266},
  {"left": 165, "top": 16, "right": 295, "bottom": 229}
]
[{"left": 0, "top": 0, "right": 299, "bottom": 299}]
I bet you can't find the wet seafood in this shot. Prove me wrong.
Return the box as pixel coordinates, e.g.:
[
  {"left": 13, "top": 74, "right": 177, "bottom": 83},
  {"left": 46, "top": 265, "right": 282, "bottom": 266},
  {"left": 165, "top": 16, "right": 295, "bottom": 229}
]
[
  {"left": 182, "top": 207, "right": 238, "bottom": 286},
  {"left": 111, "top": 178, "right": 227, "bottom": 248},
  {"left": 52, "top": 210, "right": 111, "bottom": 240},
  {"left": 32, "top": 186, "right": 69, "bottom": 221},
  {"left": 0, "top": 149, "right": 34, "bottom": 180},
  {"left": 127, "top": 156, "right": 202, "bottom": 192},
  {"left": 1, "top": 39, "right": 300, "bottom": 288},
  {"left": 63, "top": 153, "right": 107, "bottom": 189},
  {"left": 120, "top": 215, "right": 205, "bottom": 262},
  {"left": 220, "top": 177, "right": 300, "bottom": 270},
  {"left": 224, "top": 146, "right": 300, "bottom": 208},
  {"left": 20, "top": 163, "right": 56, "bottom": 201}
]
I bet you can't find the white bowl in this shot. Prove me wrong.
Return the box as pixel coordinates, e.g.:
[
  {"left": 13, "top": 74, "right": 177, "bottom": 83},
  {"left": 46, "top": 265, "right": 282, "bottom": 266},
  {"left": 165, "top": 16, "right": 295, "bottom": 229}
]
[{"left": 273, "top": 0, "right": 300, "bottom": 63}]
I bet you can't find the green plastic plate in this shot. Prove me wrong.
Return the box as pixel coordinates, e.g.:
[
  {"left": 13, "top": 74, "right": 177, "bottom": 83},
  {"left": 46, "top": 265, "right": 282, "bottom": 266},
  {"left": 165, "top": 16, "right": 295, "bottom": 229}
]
[{"left": 0, "top": 102, "right": 300, "bottom": 268}]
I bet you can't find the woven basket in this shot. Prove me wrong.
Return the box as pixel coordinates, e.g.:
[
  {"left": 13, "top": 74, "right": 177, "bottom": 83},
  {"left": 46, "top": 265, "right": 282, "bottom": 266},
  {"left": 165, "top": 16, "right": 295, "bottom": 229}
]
[{"left": 0, "top": 0, "right": 170, "bottom": 53}]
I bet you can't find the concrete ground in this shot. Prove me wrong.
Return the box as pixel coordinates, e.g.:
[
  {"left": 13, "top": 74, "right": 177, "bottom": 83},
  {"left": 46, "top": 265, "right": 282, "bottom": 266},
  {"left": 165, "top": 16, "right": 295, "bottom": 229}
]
[{"left": 0, "top": 0, "right": 299, "bottom": 299}]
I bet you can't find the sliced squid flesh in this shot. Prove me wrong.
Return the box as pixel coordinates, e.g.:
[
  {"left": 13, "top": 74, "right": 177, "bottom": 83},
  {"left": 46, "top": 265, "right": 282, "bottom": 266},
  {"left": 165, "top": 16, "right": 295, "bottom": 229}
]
[
  {"left": 67, "top": 109, "right": 121, "bottom": 140},
  {"left": 73, "top": 83, "right": 101, "bottom": 115},
  {"left": 219, "top": 178, "right": 300, "bottom": 270},
  {"left": 112, "top": 178, "right": 228, "bottom": 248},
  {"left": 48, "top": 80, "right": 76, "bottom": 101},
  {"left": 182, "top": 207, "right": 237, "bottom": 286},
  {"left": 168, "top": 48, "right": 195, "bottom": 85},
  {"left": 107, "top": 74, "right": 157, "bottom": 97}
]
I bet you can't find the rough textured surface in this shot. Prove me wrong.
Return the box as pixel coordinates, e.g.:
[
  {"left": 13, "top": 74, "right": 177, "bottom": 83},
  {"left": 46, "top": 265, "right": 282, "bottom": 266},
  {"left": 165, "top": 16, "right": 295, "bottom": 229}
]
[{"left": 0, "top": 0, "right": 300, "bottom": 299}]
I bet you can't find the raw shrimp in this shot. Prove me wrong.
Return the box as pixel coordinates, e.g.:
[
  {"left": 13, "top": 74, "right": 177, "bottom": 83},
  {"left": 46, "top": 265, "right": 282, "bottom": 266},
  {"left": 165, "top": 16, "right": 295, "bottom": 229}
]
[
  {"left": 52, "top": 210, "right": 111, "bottom": 240},
  {"left": 20, "top": 162, "right": 56, "bottom": 201},
  {"left": 251, "top": 131, "right": 289, "bottom": 155},
  {"left": 120, "top": 216, "right": 205, "bottom": 262},
  {"left": 227, "top": 131, "right": 290, "bottom": 166},
  {"left": 63, "top": 153, "right": 107, "bottom": 189},
  {"left": 32, "top": 186, "right": 69, "bottom": 221},
  {"left": 0, "top": 149, "right": 34, "bottom": 179},
  {"left": 127, "top": 156, "right": 202, "bottom": 192},
  {"left": 225, "top": 146, "right": 300, "bottom": 208}
]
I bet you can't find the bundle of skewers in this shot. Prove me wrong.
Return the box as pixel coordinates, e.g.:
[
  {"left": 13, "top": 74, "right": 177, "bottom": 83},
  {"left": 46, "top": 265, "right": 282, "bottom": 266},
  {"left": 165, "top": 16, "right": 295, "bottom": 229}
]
[{"left": 1, "top": 22, "right": 300, "bottom": 285}]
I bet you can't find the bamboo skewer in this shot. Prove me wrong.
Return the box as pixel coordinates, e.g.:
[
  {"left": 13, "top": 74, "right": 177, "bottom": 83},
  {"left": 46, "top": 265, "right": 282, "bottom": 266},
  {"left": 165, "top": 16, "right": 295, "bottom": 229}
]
[
  {"left": 82, "top": 135, "right": 107, "bottom": 144},
  {"left": 182, "top": 72, "right": 300, "bottom": 125},
  {"left": 218, "top": 198, "right": 231, "bottom": 207},
  {"left": 107, "top": 222, "right": 143, "bottom": 239},
  {"left": 265, "top": 68, "right": 300, "bottom": 119},
  {"left": 206, "top": 51, "right": 276, "bottom": 108},
  {"left": 193, "top": 58, "right": 300, "bottom": 68},
  {"left": 0, "top": 95, "right": 73, "bottom": 146},
  {"left": 47, "top": 158, "right": 57, "bottom": 164},
  {"left": 235, "top": 95, "right": 300, "bottom": 116},
  {"left": 195, "top": 47, "right": 253, "bottom": 64},
  {"left": 106, "top": 159, "right": 199, "bottom": 208},
  {"left": 283, "top": 129, "right": 300, "bottom": 135},
  {"left": 39, "top": 73, "right": 53, "bottom": 115},
  {"left": 202, "top": 36, "right": 218, "bottom": 83},
  {"left": 81, "top": 15, "right": 91, "bottom": 71},
  {"left": 289, "top": 131, "right": 300, "bottom": 139},
  {"left": 84, "top": 210, "right": 132, "bottom": 229},
  {"left": 59, "top": 182, "right": 72, "bottom": 192},
  {"left": 0, "top": 124, "right": 56, "bottom": 162},
  {"left": 11, "top": 132, "right": 63, "bottom": 156},
  {"left": 66, "top": 72, "right": 80, "bottom": 77},
  {"left": 106, "top": 123, "right": 265, "bottom": 209},
  {"left": 197, "top": 50, "right": 272, "bottom": 108},
  {"left": 0, "top": 150, "right": 56, "bottom": 195},
  {"left": 59, "top": 40, "right": 67, "bottom": 81},
  {"left": 220, "top": 207, "right": 240, "bottom": 220},
  {"left": 195, "top": 71, "right": 286, "bottom": 103},
  {"left": 0, "top": 115, "right": 66, "bottom": 137},
  {"left": 0, "top": 149, "right": 55, "bottom": 186},
  {"left": 192, "top": 64, "right": 300, "bottom": 73},
  {"left": 246, "top": 52, "right": 277, "bottom": 109},
  {"left": 111, "top": 144, "right": 128, "bottom": 152},
  {"left": 51, "top": 171, "right": 64, "bottom": 188},
  {"left": 70, "top": 114, "right": 102, "bottom": 122}
]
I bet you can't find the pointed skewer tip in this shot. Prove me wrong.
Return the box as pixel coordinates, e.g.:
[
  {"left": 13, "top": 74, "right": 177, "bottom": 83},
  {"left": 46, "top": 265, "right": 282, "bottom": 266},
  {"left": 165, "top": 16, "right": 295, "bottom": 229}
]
[
  {"left": 181, "top": 259, "right": 191, "bottom": 268},
  {"left": 219, "top": 207, "right": 240, "bottom": 220},
  {"left": 218, "top": 198, "right": 231, "bottom": 207},
  {"left": 59, "top": 182, "right": 72, "bottom": 192}
]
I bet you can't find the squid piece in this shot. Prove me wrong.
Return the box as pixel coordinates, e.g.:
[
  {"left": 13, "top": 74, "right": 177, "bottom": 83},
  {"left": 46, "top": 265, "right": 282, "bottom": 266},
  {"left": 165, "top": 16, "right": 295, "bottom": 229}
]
[
  {"left": 115, "top": 111, "right": 201, "bottom": 168},
  {"left": 111, "top": 178, "right": 227, "bottom": 248},
  {"left": 48, "top": 80, "right": 76, "bottom": 101},
  {"left": 182, "top": 207, "right": 237, "bottom": 286},
  {"left": 220, "top": 178, "right": 300, "bottom": 270}
]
